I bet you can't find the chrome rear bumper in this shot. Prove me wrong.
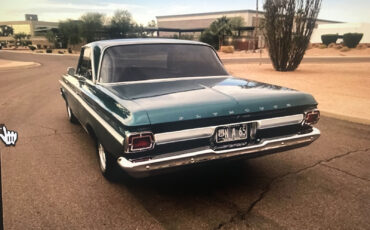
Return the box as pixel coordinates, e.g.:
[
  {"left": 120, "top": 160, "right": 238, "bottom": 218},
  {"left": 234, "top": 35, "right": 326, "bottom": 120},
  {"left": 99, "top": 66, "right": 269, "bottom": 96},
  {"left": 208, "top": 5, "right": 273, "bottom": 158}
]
[{"left": 117, "top": 127, "right": 320, "bottom": 177}]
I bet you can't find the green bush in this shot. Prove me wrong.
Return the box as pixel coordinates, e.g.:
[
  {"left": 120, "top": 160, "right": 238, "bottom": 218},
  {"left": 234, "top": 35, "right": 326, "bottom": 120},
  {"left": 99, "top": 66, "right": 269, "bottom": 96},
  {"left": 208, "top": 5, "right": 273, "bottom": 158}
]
[
  {"left": 28, "top": 45, "right": 36, "bottom": 51},
  {"left": 199, "top": 29, "right": 219, "bottom": 50},
  {"left": 46, "top": 49, "right": 52, "bottom": 53},
  {"left": 343, "top": 33, "right": 363, "bottom": 48},
  {"left": 340, "top": 46, "right": 350, "bottom": 52},
  {"left": 321, "top": 34, "right": 338, "bottom": 46}
]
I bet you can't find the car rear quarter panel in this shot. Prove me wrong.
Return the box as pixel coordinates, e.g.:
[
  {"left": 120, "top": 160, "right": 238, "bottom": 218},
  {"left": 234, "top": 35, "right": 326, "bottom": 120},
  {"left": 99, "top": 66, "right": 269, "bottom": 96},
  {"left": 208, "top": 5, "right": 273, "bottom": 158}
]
[{"left": 61, "top": 74, "right": 128, "bottom": 157}]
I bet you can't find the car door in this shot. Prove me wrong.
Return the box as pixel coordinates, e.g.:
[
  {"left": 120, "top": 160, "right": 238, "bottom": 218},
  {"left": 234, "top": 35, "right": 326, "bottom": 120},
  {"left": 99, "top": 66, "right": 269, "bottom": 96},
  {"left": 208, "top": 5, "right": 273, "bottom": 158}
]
[{"left": 74, "top": 47, "right": 94, "bottom": 121}]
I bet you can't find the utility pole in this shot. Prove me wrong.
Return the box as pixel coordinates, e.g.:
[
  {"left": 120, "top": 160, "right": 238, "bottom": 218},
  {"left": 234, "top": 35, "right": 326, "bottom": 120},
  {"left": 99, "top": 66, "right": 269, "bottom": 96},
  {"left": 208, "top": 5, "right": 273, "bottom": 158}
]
[{"left": 254, "top": 0, "right": 259, "bottom": 53}]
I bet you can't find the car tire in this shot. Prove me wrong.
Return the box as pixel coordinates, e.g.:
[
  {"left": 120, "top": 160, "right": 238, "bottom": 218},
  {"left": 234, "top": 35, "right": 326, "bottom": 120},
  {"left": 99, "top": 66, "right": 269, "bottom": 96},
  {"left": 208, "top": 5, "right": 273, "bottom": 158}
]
[
  {"left": 97, "top": 142, "right": 121, "bottom": 181},
  {"left": 66, "top": 104, "right": 78, "bottom": 124}
]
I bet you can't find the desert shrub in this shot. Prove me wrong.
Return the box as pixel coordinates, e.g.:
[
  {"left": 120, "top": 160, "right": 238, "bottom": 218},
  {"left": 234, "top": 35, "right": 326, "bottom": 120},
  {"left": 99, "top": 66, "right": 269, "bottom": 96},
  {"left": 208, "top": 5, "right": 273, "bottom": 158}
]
[
  {"left": 340, "top": 46, "right": 350, "bottom": 52},
  {"left": 23, "top": 40, "right": 32, "bottom": 46},
  {"left": 220, "top": 46, "right": 234, "bottom": 53},
  {"left": 321, "top": 34, "right": 338, "bottom": 46},
  {"left": 46, "top": 49, "right": 52, "bottom": 53},
  {"left": 318, "top": 44, "right": 327, "bottom": 49},
  {"left": 68, "top": 48, "right": 73, "bottom": 53},
  {"left": 328, "top": 43, "right": 336, "bottom": 48},
  {"left": 311, "top": 43, "right": 319, "bottom": 48},
  {"left": 28, "top": 45, "right": 37, "bottom": 51},
  {"left": 343, "top": 33, "right": 363, "bottom": 48},
  {"left": 356, "top": 44, "right": 367, "bottom": 49},
  {"left": 263, "top": 0, "right": 322, "bottom": 71},
  {"left": 335, "top": 44, "right": 343, "bottom": 50}
]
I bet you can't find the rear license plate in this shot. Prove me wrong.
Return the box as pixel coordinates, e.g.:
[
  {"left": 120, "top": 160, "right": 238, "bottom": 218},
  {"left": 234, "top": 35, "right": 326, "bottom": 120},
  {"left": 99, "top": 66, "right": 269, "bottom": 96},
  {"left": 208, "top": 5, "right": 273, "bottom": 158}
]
[{"left": 215, "top": 124, "right": 248, "bottom": 143}]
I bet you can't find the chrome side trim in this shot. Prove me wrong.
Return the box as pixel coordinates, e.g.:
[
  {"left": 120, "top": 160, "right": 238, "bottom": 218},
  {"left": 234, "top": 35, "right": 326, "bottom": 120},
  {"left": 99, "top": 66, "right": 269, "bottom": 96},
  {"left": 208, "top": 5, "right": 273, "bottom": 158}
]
[
  {"left": 60, "top": 80, "right": 125, "bottom": 144},
  {"left": 154, "top": 114, "right": 304, "bottom": 145},
  {"left": 258, "top": 114, "right": 304, "bottom": 129},
  {"left": 118, "top": 127, "right": 321, "bottom": 176},
  {"left": 155, "top": 126, "right": 215, "bottom": 145}
]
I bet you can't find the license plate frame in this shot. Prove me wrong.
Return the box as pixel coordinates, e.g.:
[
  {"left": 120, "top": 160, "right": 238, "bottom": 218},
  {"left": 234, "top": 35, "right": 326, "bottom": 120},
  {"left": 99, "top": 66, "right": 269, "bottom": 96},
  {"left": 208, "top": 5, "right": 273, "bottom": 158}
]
[{"left": 215, "top": 123, "right": 248, "bottom": 144}]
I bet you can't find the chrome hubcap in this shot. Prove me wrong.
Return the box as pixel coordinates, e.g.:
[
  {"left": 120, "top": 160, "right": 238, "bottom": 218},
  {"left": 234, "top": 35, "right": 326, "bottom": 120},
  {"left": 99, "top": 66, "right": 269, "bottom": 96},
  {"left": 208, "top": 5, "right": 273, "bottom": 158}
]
[{"left": 98, "top": 144, "right": 107, "bottom": 172}]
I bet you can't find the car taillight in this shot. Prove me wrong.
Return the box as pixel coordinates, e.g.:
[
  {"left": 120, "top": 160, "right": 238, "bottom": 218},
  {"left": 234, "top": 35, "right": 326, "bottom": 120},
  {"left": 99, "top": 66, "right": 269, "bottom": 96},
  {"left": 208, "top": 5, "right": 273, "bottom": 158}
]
[
  {"left": 303, "top": 109, "right": 320, "bottom": 125},
  {"left": 127, "top": 133, "right": 154, "bottom": 152}
]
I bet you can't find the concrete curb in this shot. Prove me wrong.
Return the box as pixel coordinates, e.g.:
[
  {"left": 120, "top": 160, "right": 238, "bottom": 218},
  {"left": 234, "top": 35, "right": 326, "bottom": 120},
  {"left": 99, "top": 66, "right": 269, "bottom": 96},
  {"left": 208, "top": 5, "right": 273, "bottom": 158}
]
[
  {"left": 0, "top": 50, "right": 79, "bottom": 57},
  {"left": 321, "top": 111, "right": 370, "bottom": 126},
  {"left": 0, "top": 62, "right": 41, "bottom": 71},
  {"left": 220, "top": 55, "right": 370, "bottom": 60}
]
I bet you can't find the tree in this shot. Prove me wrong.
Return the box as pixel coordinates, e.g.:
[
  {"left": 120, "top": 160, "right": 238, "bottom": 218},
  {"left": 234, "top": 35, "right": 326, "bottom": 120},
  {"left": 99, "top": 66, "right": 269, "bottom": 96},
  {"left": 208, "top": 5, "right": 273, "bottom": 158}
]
[
  {"left": 59, "top": 19, "right": 83, "bottom": 48},
  {"left": 263, "top": 0, "right": 322, "bottom": 71},
  {"left": 44, "top": 28, "right": 60, "bottom": 48},
  {"left": 200, "top": 16, "right": 244, "bottom": 50},
  {"left": 147, "top": 20, "right": 157, "bottom": 37},
  {"left": 229, "top": 17, "right": 244, "bottom": 36},
  {"left": 80, "top": 12, "right": 104, "bottom": 43},
  {"left": 147, "top": 20, "right": 157, "bottom": 28},
  {"left": 200, "top": 29, "right": 220, "bottom": 50},
  {"left": 13, "top": 32, "right": 28, "bottom": 48},
  {"left": 0, "top": 25, "right": 13, "bottom": 36},
  {"left": 109, "top": 10, "right": 134, "bottom": 38},
  {"left": 210, "top": 16, "right": 233, "bottom": 48},
  {"left": 131, "top": 24, "right": 147, "bottom": 38}
]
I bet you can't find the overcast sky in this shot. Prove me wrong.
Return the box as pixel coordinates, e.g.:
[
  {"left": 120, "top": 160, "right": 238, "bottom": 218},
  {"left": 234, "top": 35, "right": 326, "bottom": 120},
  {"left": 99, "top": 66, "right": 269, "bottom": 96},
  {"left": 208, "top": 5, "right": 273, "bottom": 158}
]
[{"left": 1, "top": 0, "right": 369, "bottom": 25}]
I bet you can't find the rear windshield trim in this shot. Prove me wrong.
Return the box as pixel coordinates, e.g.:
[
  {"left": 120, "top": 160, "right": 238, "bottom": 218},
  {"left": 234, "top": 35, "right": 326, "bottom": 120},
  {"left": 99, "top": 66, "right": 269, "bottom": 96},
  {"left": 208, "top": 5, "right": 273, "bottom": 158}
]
[{"left": 97, "top": 75, "right": 230, "bottom": 86}]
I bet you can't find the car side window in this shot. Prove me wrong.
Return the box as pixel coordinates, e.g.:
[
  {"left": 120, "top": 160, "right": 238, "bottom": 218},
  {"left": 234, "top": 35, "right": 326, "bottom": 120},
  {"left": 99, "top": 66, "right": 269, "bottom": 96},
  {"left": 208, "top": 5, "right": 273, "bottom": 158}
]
[{"left": 77, "top": 47, "right": 93, "bottom": 80}]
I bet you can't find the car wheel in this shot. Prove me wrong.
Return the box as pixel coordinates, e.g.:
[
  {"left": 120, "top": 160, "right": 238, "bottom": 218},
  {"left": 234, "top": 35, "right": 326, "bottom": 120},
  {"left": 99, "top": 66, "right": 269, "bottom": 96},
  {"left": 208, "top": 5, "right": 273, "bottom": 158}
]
[
  {"left": 97, "top": 142, "right": 121, "bottom": 181},
  {"left": 66, "top": 104, "right": 78, "bottom": 124}
]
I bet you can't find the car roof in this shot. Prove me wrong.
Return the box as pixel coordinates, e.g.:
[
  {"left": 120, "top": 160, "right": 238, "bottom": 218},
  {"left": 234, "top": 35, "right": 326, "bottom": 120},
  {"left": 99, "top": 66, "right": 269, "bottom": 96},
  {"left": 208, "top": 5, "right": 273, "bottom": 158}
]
[{"left": 86, "top": 38, "right": 208, "bottom": 49}]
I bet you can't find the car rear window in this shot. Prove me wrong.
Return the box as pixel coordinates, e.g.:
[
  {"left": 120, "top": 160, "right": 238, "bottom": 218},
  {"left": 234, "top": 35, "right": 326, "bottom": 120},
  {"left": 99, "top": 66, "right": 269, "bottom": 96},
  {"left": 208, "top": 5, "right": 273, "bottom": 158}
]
[{"left": 99, "top": 44, "right": 228, "bottom": 83}]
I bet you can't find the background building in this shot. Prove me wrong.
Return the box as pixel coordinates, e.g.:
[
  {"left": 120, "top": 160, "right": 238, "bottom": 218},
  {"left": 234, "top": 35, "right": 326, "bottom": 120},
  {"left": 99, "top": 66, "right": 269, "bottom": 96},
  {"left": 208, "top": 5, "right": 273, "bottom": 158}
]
[
  {"left": 311, "top": 23, "right": 370, "bottom": 44},
  {"left": 157, "top": 9, "right": 340, "bottom": 37},
  {"left": 0, "top": 14, "right": 58, "bottom": 47},
  {"left": 156, "top": 9, "right": 342, "bottom": 50}
]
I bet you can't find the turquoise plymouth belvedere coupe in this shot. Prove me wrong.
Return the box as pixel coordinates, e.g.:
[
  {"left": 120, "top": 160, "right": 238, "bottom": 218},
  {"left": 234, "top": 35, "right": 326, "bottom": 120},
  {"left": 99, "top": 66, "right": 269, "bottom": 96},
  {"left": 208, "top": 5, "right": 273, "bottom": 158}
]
[{"left": 60, "top": 39, "right": 320, "bottom": 180}]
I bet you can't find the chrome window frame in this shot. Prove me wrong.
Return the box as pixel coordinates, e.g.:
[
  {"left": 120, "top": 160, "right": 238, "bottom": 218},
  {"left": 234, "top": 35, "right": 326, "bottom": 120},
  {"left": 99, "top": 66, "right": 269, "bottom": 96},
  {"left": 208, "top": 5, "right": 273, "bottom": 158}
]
[
  {"left": 95, "top": 43, "right": 228, "bottom": 84},
  {"left": 75, "top": 45, "right": 97, "bottom": 84}
]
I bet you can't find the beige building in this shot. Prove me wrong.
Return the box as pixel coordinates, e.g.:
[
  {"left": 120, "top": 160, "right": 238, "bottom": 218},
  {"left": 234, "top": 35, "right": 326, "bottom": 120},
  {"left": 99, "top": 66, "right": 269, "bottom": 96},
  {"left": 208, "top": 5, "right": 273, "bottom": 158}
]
[
  {"left": 0, "top": 15, "right": 58, "bottom": 47},
  {"left": 156, "top": 9, "right": 341, "bottom": 40},
  {"left": 0, "top": 20, "right": 58, "bottom": 36}
]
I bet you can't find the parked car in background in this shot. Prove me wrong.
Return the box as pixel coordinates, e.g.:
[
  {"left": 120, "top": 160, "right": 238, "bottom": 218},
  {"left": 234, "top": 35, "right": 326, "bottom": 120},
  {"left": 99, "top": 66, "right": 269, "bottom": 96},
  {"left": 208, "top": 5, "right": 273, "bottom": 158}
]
[{"left": 60, "top": 39, "right": 320, "bottom": 180}]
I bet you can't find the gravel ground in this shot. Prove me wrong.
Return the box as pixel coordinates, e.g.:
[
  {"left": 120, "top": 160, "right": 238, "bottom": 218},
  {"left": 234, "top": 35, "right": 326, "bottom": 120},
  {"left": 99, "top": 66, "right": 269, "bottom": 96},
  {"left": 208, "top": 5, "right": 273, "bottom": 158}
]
[
  {"left": 218, "top": 47, "right": 370, "bottom": 59},
  {"left": 225, "top": 62, "right": 370, "bottom": 125}
]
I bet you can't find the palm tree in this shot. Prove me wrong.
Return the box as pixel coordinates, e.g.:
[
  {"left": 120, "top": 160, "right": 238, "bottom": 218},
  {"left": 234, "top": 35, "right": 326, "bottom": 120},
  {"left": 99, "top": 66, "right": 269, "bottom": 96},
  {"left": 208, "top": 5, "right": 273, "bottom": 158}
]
[
  {"left": 210, "top": 16, "right": 233, "bottom": 49},
  {"left": 200, "top": 16, "right": 244, "bottom": 50}
]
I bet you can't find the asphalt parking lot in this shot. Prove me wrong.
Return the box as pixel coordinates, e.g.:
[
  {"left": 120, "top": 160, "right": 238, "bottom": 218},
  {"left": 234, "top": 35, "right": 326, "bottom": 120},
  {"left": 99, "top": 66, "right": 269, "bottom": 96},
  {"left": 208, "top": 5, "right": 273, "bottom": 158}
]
[{"left": 0, "top": 51, "right": 369, "bottom": 230}]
